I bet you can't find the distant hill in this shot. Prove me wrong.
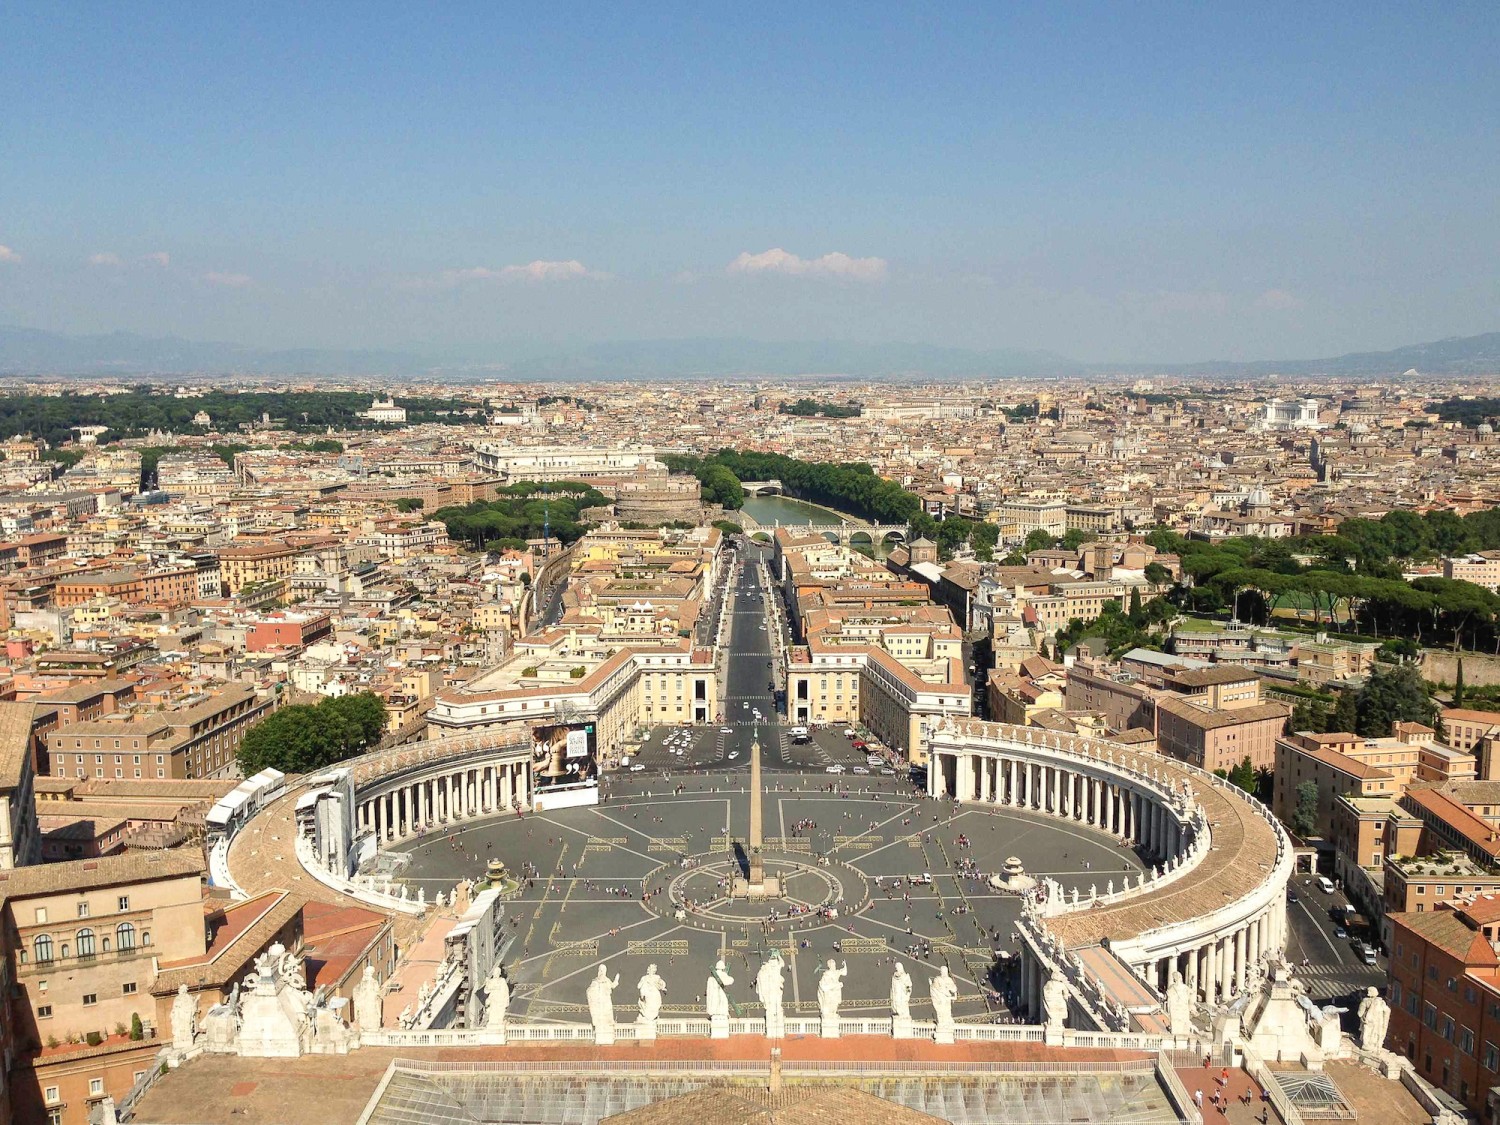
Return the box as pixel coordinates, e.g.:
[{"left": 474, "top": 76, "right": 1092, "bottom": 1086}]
[
  {"left": 0, "top": 326, "right": 430, "bottom": 377},
  {"left": 0, "top": 324, "right": 1496, "bottom": 379},
  {"left": 496, "top": 338, "right": 1083, "bottom": 379},
  {"left": 1111, "top": 332, "right": 1500, "bottom": 378}
]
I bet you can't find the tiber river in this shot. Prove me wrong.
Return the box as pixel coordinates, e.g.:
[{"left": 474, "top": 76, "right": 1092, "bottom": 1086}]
[{"left": 738, "top": 493, "right": 892, "bottom": 559}]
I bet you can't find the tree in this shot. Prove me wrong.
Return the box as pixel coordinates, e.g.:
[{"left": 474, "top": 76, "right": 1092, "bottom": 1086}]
[
  {"left": 1354, "top": 663, "right": 1437, "bottom": 737},
  {"left": 395, "top": 497, "right": 424, "bottom": 512},
  {"left": 1329, "top": 687, "right": 1359, "bottom": 734},
  {"left": 130, "top": 1012, "right": 144, "bottom": 1041},
  {"left": 1292, "top": 780, "right": 1320, "bottom": 838},
  {"left": 237, "top": 691, "right": 389, "bottom": 775},
  {"left": 1060, "top": 528, "right": 1096, "bottom": 552},
  {"left": 1228, "top": 755, "right": 1256, "bottom": 794},
  {"left": 1143, "top": 562, "right": 1171, "bottom": 588},
  {"left": 1455, "top": 658, "right": 1466, "bottom": 708},
  {"left": 1023, "top": 529, "right": 1055, "bottom": 553},
  {"left": 1127, "top": 586, "right": 1143, "bottom": 624},
  {"left": 697, "top": 464, "right": 745, "bottom": 510}
]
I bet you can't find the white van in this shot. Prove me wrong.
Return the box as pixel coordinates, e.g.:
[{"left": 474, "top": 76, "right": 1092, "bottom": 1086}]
[{"left": 1316, "top": 875, "right": 1335, "bottom": 895}]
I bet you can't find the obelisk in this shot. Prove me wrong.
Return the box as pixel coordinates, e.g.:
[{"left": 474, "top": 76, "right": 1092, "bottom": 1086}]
[
  {"left": 748, "top": 731, "right": 765, "bottom": 887},
  {"left": 734, "top": 729, "right": 778, "bottom": 897}
]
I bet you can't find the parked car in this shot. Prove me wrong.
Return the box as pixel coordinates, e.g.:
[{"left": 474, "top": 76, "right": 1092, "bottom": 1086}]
[
  {"left": 851, "top": 739, "right": 868, "bottom": 751},
  {"left": 852, "top": 766, "right": 870, "bottom": 775},
  {"left": 825, "top": 764, "right": 845, "bottom": 774}
]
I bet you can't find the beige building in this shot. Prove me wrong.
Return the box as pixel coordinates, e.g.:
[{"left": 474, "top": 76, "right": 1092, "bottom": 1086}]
[
  {"left": 1272, "top": 727, "right": 1476, "bottom": 838},
  {"left": 1, "top": 850, "right": 206, "bottom": 1124},
  {"left": 1443, "top": 551, "right": 1500, "bottom": 592},
  {"left": 215, "top": 541, "right": 301, "bottom": 594}
]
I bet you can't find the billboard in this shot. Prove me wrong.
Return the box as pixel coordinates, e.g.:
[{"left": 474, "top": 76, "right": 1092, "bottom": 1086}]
[{"left": 533, "top": 721, "right": 598, "bottom": 789}]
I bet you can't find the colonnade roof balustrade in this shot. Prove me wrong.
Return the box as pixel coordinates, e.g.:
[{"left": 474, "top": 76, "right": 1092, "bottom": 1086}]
[
  {"left": 931, "top": 719, "right": 1288, "bottom": 951},
  {"left": 349, "top": 731, "right": 533, "bottom": 790}
]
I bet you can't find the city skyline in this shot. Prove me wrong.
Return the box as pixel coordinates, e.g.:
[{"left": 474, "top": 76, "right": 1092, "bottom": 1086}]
[{"left": 2, "top": 4, "right": 1497, "bottom": 364}]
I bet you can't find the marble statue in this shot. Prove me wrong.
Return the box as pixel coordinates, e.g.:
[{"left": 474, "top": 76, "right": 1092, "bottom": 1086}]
[
  {"left": 353, "top": 965, "right": 383, "bottom": 1031},
  {"left": 485, "top": 965, "right": 510, "bottom": 1031},
  {"left": 1042, "top": 971, "right": 1069, "bottom": 1033},
  {"left": 889, "top": 962, "right": 913, "bottom": 1020},
  {"left": 636, "top": 963, "right": 665, "bottom": 1026},
  {"left": 929, "top": 966, "right": 958, "bottom": 1032},
  {"left": 817, "top": 959, "right": 848, "bottom": 1021},
  {"left": 1165, "top": 970, "right": 1193, "bottom": 1035},
  {"left": 706, "top": 957, "right": 734, "bottom": 1019},
  {"left": 1316, "top": 1003, "right": 1346, "bottom": 1053},
  {"left": 171, "top": 983, "right": 197, "bottom": 1052},
  {"left": 586, "top": 965, "right": 620, "bottom": 1035},
  {"left": 1358, "top": 986, "right": 1390, "bottom": 1054},
  {"left": 756, "top": 952, "right": 785, "bottom": 1036}
]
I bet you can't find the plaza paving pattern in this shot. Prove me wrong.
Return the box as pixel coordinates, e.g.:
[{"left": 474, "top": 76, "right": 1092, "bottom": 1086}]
[{"left": 391, "top": 768, "right": 1145, "bottom": 1026}]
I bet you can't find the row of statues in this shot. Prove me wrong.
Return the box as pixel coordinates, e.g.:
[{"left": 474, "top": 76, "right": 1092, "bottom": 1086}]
[{"left": 580, "top": 953, "right": 965, "bottom": 1036}]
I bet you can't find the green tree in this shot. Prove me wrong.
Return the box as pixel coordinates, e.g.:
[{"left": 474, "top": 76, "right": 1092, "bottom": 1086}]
[
  {"left": 1292, "top": 779, "right": 1320, "bottom": 837},
  {"left": 1354, "top": 663, "right": 1437, "bottom": 737},
  {"left": 1127, "top": 586, "right": 1143, "bottom": 623},
  {"left": 1455, "top": 658, "right": 1466, "bottom": 708},
  {"left": 237, "top": 691, "right": 388, "bottom": 775},
  {"left": 395, "top": 497, "right": 424, "bottom": 512},
  {"left": 1228, "top": 755, "right": 1256, "bottom": 794},
  {"left": 1329, "top": 687, "right": 1359, "bottom": 734},
  {"left": 1143, "top": 562, "right": 1171, "bottom": 587},
  {"left": 1023, "top": 529, "right": 1055, "bottom": 553},
  {"left": 697, "top": 464, "right": 745, "bottom": 510}
]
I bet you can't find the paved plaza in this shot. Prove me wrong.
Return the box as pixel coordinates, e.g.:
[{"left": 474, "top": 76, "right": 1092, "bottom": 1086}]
[{"left": 392, "top": 764, "right": 1145, "bottom": 1027}]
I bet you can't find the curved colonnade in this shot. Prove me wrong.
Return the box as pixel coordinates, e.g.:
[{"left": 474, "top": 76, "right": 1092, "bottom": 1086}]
[
  {"left": 926, "top": 719, "right": 1292, "bottom": 1022},
  {"left": 349, "top": 732, "right": 534, "bottom": 845}
]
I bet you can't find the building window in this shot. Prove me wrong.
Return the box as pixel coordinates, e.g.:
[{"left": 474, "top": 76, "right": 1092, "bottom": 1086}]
[
  {"left": 83, "top": 992, "right": 98, "bottom": 1006},
  {"left": 76, "top": 928, "right": 96, "bottom": 956},
  {"left": 34, "top": 934, "right": 54, "bottom": 962},
  {"left": 45, "top": 1085, "right": 60, "bottom": 1104},
  {"left": 122, "top": 982, "right": 137, "bottom": 995},
  {"left": 77, "top": 901, "right": 89, "bottom": 918},
  {"left": 116, "top": 922, "right": 135, "bottom": 950},
  {"left": 117, "top": 895, "right": 130, "bottom": 912},
  {"left": 35, "top": 906, "right": 47, "bottom": 924},
  {"left": 38, "top": 1005, "right": 52, "bottom": 1019},
  {"left": 89, "top": 1078, "right": 104, "bottom": 1096}
]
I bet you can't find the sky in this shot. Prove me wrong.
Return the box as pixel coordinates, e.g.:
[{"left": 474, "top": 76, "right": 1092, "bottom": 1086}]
[{"left": 0, "top": 2, "right": 1496, "bottom": 365}]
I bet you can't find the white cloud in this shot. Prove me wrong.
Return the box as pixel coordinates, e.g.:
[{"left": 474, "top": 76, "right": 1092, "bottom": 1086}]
[
  {"left": 1253, "top": 288, "right": 1303, "bottom": 311},
  {"left": 727, "top": 247, "right": 888, "bottom": 282},
  {"left": 142, "top": 251, "right": 171, "bottom": 267},
  {"left": 436, "top": 259, "right": 609, "bottom": 286},
  {"left": 203, "top": 271, "right": 252, "bottom": 288},
  {"left": 0, "top": 245, "right": 20, "bottom": 263},
  {"left": 89, "top": 252, "right": 123, "bottom": 267}
]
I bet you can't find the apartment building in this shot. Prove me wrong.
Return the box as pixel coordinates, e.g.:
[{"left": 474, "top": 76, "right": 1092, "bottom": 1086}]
[
  {"left": 43, "top": 684, "right": 277, "bottom": 781},
  {"left": 1386, "top": 900, "right": 1500, "bottom": 1114},
  {"left": 1444, "top": 708, "right": 1500, "bottom": 755},
  {"left": 1272, "top": 728, "right": 1475, "bottom": 838},
  {"left": 0, "top": 850, "right": 206, "bottom": 1125},
  {"left": 215, "top": 541, "right": 301, "bottom": 594},
  {"left": 1443, "top": 551, "right": 1500, "bottom": 593}
]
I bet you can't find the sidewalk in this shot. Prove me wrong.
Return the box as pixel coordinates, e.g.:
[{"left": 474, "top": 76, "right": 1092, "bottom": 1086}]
[{"left": 1175, "top": 1063, "right": 1286, "bottom": 1125}]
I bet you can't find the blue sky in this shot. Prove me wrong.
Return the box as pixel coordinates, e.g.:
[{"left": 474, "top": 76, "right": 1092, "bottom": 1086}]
[{"left": 0, "top": 3, "right": 1496, "bottom": 363}]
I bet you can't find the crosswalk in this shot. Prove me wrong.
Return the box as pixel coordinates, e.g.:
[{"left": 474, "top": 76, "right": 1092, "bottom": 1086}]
[{"left": 1291, "top": 962, "right": 1386, "bottom": 1000}]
